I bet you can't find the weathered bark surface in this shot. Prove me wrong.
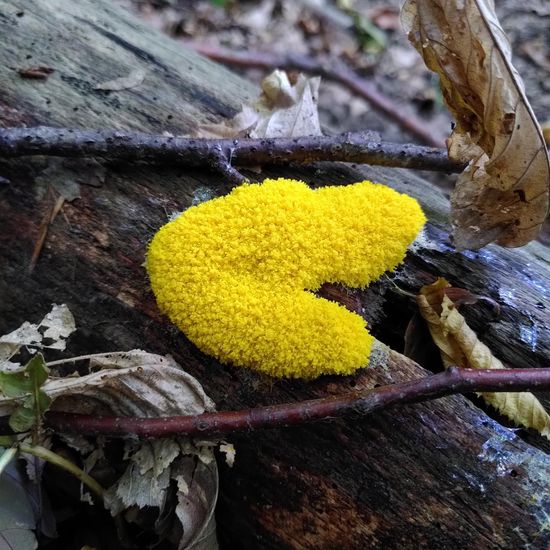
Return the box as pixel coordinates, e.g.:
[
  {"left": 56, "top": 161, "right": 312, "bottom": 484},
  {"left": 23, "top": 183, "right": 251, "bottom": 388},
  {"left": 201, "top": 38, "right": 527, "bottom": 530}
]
[{"left": 0, "top": 1, "right": 549, "bottom": 548}]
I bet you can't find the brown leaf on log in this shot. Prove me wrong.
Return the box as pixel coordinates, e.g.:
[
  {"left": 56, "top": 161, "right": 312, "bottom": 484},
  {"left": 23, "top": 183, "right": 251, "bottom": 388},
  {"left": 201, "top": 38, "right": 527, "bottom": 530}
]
[
  {"left": 417, "top": 278, "right": 550, "bottom": 438},
  {"left": 402, "top": 0, "right": 550, "bottom": 249},
  {"left": 16, "top": 65, "right": 54, "bottom": 79}
]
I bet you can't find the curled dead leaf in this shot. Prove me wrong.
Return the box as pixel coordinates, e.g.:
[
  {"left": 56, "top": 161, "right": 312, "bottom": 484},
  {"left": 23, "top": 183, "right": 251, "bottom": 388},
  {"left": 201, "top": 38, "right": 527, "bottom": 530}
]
[
  {"left": 418, "top": 278, "right": 550, "bottom": 439},
  {"left": 197, "top": 70, "right": 322, "bottom": 139},
  {"left": 402, "top": 0, "right": 550, "bottom": 248}
]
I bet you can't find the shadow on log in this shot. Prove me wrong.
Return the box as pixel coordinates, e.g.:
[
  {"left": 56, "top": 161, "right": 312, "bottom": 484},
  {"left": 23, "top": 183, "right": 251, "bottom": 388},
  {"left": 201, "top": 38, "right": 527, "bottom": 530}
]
[{"left": 0, "top": 0, "right": 549, "bottom": 548}]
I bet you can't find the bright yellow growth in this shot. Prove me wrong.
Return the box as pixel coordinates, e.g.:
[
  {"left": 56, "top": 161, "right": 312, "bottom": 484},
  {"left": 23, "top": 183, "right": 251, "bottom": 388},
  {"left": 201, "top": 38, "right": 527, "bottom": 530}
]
[{"left": 146, "top": 178, "right": 425, "bottom": 378}]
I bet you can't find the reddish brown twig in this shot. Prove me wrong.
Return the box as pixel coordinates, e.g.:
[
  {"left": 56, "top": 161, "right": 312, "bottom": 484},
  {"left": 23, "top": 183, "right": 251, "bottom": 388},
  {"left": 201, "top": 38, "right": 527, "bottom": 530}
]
[
  {"left": 40, "top": 367, "right": 550, "bottom": 439},
  {"left": 187, "top": 43, "right": 445, "bottom": 148},
  {"left": 0, "top": 127, "right": 463, "bottom": 175}
]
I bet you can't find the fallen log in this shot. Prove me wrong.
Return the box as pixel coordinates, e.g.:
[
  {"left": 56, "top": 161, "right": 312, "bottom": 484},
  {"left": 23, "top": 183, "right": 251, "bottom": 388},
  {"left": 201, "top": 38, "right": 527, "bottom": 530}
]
[{"left": 0, "top": 0, "right": 549, "bottom": 548}]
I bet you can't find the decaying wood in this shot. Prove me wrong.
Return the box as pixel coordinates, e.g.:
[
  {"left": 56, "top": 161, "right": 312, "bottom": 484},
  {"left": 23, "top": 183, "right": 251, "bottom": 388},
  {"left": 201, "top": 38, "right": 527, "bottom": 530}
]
[{"left": 0, "top": 1, "right": 549, "bottom": 548}]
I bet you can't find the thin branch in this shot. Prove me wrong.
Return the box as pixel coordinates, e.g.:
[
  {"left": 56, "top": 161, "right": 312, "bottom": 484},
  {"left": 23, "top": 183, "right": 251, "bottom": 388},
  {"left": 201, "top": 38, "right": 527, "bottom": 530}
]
[
  {"left": 29, "top": 191, "right": 65, "bottom": 273},
  {"left": 0, "top": 127, "right": 464, "bottom": 174},
  {"left": 187, "top": 42, "right": 445, "bottom": 148},
  {"left": 40, "top": 367, "right": 550, "bottom": 439}
]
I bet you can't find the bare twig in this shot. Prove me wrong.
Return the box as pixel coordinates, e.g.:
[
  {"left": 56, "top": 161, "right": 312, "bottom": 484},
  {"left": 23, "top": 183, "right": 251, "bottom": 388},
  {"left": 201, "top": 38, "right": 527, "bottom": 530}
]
[
  {"left": 29, "top": 190, "right": 65, "bottom": 273},
  {"left": 0, "top": 127, "right": 464, "bottom": 174},
  {"left": 187, "top": 43, "right": 445, "bottom": 148},
  {"left": 37, "top": 367, "right": 550, "bottom": 439}
]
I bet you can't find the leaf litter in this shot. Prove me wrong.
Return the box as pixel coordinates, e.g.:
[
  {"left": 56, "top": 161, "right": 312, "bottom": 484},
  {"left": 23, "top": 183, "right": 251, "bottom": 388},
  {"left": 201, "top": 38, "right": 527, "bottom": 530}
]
[{"left": 0, "top": 307, "right": 220, "bottom": 549}]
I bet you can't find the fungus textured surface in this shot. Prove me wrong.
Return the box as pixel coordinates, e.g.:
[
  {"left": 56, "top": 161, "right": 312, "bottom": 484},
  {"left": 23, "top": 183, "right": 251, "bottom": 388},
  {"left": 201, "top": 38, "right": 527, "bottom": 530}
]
[{"left": 147, "top": 178, "right": 425, "bottom": 378}]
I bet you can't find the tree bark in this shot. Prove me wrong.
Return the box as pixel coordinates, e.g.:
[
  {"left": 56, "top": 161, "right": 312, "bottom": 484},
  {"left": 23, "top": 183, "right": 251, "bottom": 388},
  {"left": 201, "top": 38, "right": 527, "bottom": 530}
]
[{"left": 0, "top": 1, "right": 549, "bottom": 548}]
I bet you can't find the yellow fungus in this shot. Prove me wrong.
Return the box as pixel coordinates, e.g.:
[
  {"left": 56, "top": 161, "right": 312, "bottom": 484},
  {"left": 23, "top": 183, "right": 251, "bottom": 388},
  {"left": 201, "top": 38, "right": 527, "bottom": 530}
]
[{"left": 146, "top": 178, "right": 425, "bottom": 379}]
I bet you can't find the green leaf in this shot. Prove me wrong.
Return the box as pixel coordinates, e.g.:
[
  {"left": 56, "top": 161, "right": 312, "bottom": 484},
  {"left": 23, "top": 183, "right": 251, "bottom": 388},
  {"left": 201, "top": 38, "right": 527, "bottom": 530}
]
[
  {"left": 25, "top": 354, "right": 49, "bottom": 387},
  {"left": 0, "top": 370, "right": 33, "bottom": 397},
  {"left": 27, "top": 391, "right": 51, "bottom": 415},
  {"left": 9, "top": 407, "right": 36, "bottom": 433},
  {"left": 1, "top": 354, "right": 51, "bottom": 433},
  {"left": 0, "top": 436, "right": 15, "bottom": 447}
]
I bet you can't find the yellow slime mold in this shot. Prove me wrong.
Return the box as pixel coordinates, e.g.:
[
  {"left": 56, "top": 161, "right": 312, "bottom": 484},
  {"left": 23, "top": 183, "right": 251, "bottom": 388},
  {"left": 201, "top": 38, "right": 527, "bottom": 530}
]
[{"left": 147, "top": 178, "right": 425, "bottom": 378}]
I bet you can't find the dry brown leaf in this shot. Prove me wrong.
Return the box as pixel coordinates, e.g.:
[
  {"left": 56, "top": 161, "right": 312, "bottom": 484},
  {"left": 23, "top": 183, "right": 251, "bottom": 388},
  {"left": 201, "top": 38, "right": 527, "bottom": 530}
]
[
  {"left": 197, "top": 70, "right": 322, "bottom": 139},
  {"left": 418, "top": 278, "right": 550, "bottom": 439},
  {"left": 0, "top": 304, "right": 76, "bottom": 367},
  {"left": 94, "top": 68, "right": 146, "bottom": 91},
  {"left": 402, "top": 0, "right": 550, "bottom": 249},
  {"left": 16, "top": 65, "right": 54, "bottom": 79}
]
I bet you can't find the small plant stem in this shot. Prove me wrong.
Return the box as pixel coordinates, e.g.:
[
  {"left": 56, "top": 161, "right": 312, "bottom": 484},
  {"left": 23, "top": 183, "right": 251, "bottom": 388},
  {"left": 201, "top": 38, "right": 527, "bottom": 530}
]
[{"left": 19, "top": 443, "right": 104, "bottom": 498}]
